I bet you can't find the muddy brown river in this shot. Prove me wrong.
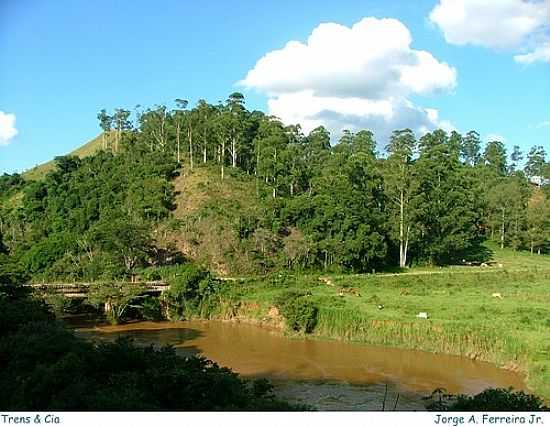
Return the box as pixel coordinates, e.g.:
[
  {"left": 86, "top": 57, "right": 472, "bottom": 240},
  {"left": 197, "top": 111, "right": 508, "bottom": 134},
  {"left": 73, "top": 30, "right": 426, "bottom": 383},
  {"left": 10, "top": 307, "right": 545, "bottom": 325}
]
[{"left": 75, "top": 320, "right": 526, "bottom": 410}]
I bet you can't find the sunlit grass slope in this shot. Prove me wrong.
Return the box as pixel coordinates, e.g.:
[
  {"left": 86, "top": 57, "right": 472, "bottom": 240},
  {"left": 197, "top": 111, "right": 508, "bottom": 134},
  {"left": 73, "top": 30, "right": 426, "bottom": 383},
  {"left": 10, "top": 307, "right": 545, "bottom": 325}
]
[{"left": 23, "top": 133, "right": 107, "bottom": 181}]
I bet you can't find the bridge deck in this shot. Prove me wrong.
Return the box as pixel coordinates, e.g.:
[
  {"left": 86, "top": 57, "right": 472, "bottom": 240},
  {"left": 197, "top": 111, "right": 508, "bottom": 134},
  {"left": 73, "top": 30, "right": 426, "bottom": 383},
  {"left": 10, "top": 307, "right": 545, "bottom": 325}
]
[{"left": 24, "top": 281, "right": 170, "bottom": 297}]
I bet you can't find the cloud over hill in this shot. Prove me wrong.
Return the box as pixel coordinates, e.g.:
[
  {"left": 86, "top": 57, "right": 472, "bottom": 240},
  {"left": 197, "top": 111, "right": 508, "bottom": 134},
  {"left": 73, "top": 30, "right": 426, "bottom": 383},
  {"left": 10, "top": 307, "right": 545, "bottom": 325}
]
[{"left": 241, "top": 17, "right": 456, "bottom": 142}]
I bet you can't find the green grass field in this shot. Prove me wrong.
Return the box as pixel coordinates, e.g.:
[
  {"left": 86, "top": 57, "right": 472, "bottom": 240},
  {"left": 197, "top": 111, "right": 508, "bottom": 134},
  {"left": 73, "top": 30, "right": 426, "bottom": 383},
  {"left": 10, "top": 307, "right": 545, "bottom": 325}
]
[{"left": 219, "top": 244, "right": 550, "bottom": 399}]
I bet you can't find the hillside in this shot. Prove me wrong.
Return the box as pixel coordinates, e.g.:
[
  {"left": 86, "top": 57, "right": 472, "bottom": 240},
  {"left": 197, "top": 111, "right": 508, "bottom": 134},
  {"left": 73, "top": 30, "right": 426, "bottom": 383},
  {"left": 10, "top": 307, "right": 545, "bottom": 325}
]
[
  {"left": 15, "top": 135, "right": 550, "bottom": 276},
  {"left": 162, "top": 166, "right": 276, "bottom": 275},
  {"left": 16, "top": 135, "right": 276, "bottom": 275},
  {"left": 23, "top": 133, "right": 108, "bottom": 181}
]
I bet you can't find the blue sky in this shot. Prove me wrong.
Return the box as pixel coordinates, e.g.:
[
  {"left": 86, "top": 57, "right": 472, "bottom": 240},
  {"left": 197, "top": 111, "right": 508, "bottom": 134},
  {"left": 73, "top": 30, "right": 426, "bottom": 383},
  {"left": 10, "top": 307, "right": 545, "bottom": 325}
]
[{"left": 1, "top": 0, "right": 549, "bottom": 174}]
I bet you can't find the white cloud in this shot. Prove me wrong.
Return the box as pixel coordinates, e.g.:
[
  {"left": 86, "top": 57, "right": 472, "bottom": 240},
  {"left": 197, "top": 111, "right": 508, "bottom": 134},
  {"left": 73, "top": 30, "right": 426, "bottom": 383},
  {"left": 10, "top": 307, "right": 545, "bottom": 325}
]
[
  {"left": 429, "top": 0, "right": 550, "bottom": 63},
  {"left": 514, "top": 41, "right": 550, "bottom": 63},
  {"left": 0, "top": 111, "right": 18, "bottom": 146},
  {"left": 267, "top": 92, "right": 456, "bottom": 143},
  {"left": 241, "top": 17, "right": 456, "bottom": 142}
]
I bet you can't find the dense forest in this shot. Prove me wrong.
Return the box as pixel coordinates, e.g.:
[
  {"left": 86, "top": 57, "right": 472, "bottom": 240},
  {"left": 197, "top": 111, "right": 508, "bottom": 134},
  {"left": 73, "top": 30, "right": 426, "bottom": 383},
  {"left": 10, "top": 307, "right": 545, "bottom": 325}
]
[{"left": 0, "top": 93, "right": 549, "bottom": 282}]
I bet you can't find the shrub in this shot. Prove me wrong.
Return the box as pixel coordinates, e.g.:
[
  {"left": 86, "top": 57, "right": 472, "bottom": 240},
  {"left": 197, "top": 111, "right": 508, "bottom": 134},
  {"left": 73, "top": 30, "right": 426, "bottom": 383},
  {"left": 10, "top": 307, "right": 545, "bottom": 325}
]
[
  {"left": 163, "top": 264, "right": 220, "bottom": 320},
  {"left": 274, "top": 291, "right": 318, "bottom": 333},
  {"left": 0, "top": 288, "right": 54, "bottom": 338},
  {"left": 425, "top": 388, "right": 547, "bottom": 411},
  {"left": 140, "top": 296, "right": 163, "bottom": 321}
]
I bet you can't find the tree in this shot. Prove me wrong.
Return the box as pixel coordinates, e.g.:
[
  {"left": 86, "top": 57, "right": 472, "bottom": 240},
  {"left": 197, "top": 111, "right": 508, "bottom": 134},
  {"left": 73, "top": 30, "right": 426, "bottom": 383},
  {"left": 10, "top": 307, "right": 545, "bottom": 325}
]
[
  {"left": 525, "top": 192, "right": 550, "bottom": 254},
  {"left": 281, "top": 133, "right": 305, "bottom": 197},
  {"left": 487, "top": 177, "right": 529, "bottom": 249},
  {"left": 196, "top": 99, "right": 215, "bottom": 164},
  {"left": 90, "top": 216, "right": 152, "bottom": 272},
  {"left": 112, "top": 108, "right": 132, "bottom": 152},
  {"left": 415, "top": 129, "right": 482, "bottom": 264},
  {"left": 461, "top": 130, "right": 481, "bottom": 166},
  {"left": 213, "top": 104, "right": 228, "bottom": 180},
  {"left": 87, "top": 283, "right": 146, "bottom": 324},
  {"left": 281, "top": 143, "right": 386, "bottom": 271},
  {"left": 335, "top": 129, "right": 353, "bottom": 154},
  {"left": 139, "top": 105, "right": 171, "bottom": 155},
  {"left": 97, "top": 109, "right": 113, "bottom": 151},
  {"left": 524, "top": 145, "right": 546, "bottom": 180},
  {"left": 186, "top": 104, "right": 198, "bottom": 170},
  {"left": 226, "top": 92, "right": 246, "bottom": 169},
  {"left": 255, "top": 117, "right": 288, "bottom": 198},
  {"left": 52, "top": 155, "right": 81, "bottom": 177},
  {"left": 352, "top": 130, "right": 377, "bottom": 156},
  {"left": 174, "top": 99, "right": 188, "bottom": 164},
  {"left": 509, "top": 145, "right": 523, "bottom": 174},
  {"left": 448, "top": 131, "right": 462, "bottom": 159},
  {"left": 384, "top": 129, "right": 418, "bottom": 268},
  {"left": 483, "top": 140, "right": 507, "bottom": 176},
  {"left": 303, "top": 126, "right": 331, "bottom": 194}
]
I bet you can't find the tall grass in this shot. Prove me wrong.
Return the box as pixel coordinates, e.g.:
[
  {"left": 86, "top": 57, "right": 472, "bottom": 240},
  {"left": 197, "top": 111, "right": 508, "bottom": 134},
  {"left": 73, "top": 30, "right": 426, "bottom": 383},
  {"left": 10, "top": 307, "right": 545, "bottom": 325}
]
[{"left": 315, "top": 306, "right": 527, "bottom": 365}]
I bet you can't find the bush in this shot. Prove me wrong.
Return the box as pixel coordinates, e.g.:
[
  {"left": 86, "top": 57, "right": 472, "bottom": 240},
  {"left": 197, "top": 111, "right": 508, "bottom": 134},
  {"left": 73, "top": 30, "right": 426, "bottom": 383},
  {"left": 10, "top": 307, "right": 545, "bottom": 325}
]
[
  {"left": 274, "top": 291, "right": 318, "bottom": 333},
  {"left": 0, "top": 254, "right": 29, "bottom": 286},
  {"left": 0, "top": 287, "right": 54, "bottom": 338},
  {"left": 163, "top": 264, "right": 220, "bottom": 320},
  {"left": 140, "top": 296, "right": 163, "bottom": 321},
  {"left": 425, "top": 388, "right": 547, "bottom": 411}
]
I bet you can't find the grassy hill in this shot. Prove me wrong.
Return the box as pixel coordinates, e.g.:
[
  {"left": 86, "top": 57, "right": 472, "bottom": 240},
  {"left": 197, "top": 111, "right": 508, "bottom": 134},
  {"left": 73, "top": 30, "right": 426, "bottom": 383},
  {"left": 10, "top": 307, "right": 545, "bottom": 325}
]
[{"left": 23, "top": 133, "right": 107, "bottom": 181}]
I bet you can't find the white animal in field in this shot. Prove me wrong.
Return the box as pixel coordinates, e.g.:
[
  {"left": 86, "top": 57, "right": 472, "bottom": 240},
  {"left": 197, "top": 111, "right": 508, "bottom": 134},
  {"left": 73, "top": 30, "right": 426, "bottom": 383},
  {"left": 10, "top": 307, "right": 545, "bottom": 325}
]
[
  {"left": 492, "top": 293, "right": 503, "bottom": 299},
  {"left": 416, "top": 312, "right": 429, "bottom": 319}
]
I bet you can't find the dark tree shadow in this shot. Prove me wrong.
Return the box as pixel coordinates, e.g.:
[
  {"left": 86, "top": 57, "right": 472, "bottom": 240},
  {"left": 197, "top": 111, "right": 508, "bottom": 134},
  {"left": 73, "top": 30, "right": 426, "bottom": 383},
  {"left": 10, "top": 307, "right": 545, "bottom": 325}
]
[{"left": 458, "top": 240, "right": 494, "bottom": 264}]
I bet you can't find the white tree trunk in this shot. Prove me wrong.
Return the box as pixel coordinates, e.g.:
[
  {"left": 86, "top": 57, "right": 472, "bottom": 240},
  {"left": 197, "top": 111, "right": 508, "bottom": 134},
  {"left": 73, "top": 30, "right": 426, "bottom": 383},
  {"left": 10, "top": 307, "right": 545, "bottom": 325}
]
[
  {"left": 188, "top": 126, "right": 193, "bottom": 169},
  {"left": 176, "top": 121, "right": 181, "bottom": 163},
  {"left": 501, "top": 208, "right": 506, "bottom": 249},
  {"left": 221, "top": 140, "right": 225, "bottom": 180},
  {"left": 399, "top": 189, "right": 405, "bottom": 268},
  {"left": 231, "top": 136, "right": 237, "bottom": 167}
]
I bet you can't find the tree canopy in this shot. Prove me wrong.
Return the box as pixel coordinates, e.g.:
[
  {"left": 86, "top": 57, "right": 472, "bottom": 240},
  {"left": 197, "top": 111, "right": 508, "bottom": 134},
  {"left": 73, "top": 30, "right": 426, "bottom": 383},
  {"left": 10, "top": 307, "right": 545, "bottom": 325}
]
[{"left": 1, "top": 93, "right": 549, "bottom": 281}]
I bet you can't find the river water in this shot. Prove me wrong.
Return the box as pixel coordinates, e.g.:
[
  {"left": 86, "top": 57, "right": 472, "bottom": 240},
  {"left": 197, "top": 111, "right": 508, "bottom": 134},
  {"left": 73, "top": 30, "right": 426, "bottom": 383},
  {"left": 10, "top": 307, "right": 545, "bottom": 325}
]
[{"left": 75, "top": 320, "right": 526, "bottom": 410}]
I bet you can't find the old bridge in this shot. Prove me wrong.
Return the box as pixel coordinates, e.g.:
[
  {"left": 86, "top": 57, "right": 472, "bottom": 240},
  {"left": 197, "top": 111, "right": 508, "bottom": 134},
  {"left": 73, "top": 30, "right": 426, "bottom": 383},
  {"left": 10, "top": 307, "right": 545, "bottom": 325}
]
[{"left": 24, "top": 281, "right": 170, "bottom": 298}]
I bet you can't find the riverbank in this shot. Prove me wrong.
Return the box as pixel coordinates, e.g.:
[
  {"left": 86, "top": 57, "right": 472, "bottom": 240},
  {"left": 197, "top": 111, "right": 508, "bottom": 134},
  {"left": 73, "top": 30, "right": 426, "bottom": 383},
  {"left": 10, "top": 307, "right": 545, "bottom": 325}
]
[
  {"left": 205, "top": 264, "right": 550, "bottom": 401},
  {"left": 76, "top": 319, "right": 526, "bottom": 410}
]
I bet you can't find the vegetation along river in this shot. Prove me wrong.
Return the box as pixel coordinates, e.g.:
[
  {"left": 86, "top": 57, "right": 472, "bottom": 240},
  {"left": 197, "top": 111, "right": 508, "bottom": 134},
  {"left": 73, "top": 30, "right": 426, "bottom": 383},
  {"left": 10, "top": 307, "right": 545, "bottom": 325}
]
[{"left": 76, "top": 320, "right": 526, "bottom": 410}]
